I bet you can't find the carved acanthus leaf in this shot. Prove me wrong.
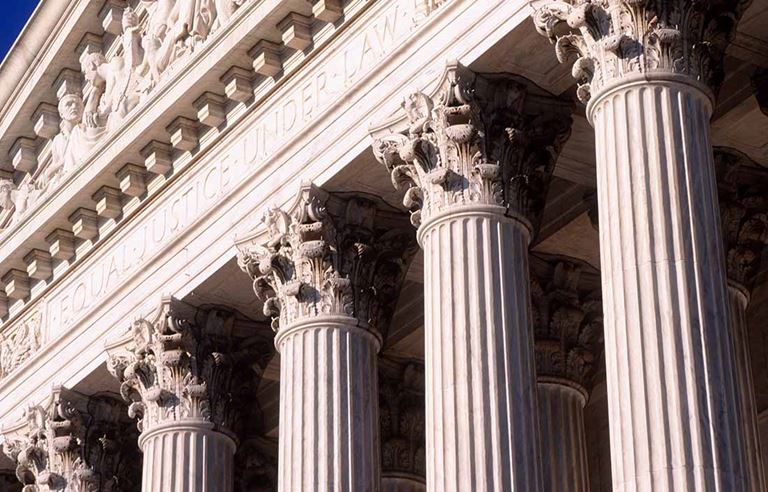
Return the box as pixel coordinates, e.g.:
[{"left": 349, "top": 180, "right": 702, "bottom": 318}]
[
  {"left": 716, "top": 148, "right": 768, "bottom": 291},
  {"left": 372, "top": 62, "right": 572, "bottom": 231},
  {"left": 532, "top": 0, "right": 754, "bottom": 103},
  {"left": 107, "top": 297, "right": 272, "bottom": 437},
  {"left": 237, "top": 185, "right": 417, "bottom": 337},
  {"left": 0, "top": 389, "right": 140, "bottom": 492},
  {"left": 379, "top": 359, "right": 425, "bottom": 482},
  {"left": 531, "top": 260, "right": 603, "bottom": 393}
]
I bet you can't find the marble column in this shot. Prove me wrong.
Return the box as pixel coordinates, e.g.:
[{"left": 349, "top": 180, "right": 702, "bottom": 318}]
[
  {"left": 534, "top": 2, "right": 755, "bottom": 489},
  {"left": 530, "top": 259, "right": 603, "bottom": 492},
  {"left": 237, "top": 185, "right": 416, "bottom": 492},
  {"left": 372, "top": 63, "right": 573, "bottom": 491},
  {"left": 379, "top": 358, "right": 426, "bottom": 492},
  {"left": 108, "top": 298, "right": 270, "bottom": 492},
  {"left": 0, "top": 386, "right": 141, "bottom": 491},
  {"left": 717, "top": 148, "right": 768, "bottom": 492}
]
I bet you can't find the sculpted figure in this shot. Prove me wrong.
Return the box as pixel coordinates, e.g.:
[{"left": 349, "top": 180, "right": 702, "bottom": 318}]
[
  {"left": 45, "top": 94, "right": 88, "bottom": 188},
  {"left": 138, "top": 0, "right": 178, "bottom": 88},
  {"left": 82, "top": 9, "right": 143, "bottom": 131},
  {"left": 175, "top": 0, "right": 215, "bottom": 43},
  {"left": 214, "top": 0, "right": 244, "bottom": 26},
  {"left": 0, "top": 180, "right": 40, "bottom": 224}
]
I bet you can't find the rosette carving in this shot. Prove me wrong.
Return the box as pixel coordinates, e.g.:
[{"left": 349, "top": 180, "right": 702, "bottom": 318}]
[
  {"left": 237, "top": 184, "right": 417, "bottom": 337},
  {"left": 379, "top": 359, "right": 425, "bottom": 483},
  {"left": 531, "top": 260, "right": 603, "bottom": 394},
  {"left": 0, "top": 389, "right": 139, "bottom": 492},
  {"left": 716, "top": 148, "right": 768, "bottom": 292},
  {"left": 107, "top": 297, "right": 272, "bottom": 437},
  {"left": 372, "top": 62, "right": 572, "bottom": 231},
  {"left": 532, "top": 0, "right": 753, "bottom": 103}
]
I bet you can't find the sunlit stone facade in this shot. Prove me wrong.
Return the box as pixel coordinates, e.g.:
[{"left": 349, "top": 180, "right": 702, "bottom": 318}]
[{"left": 0, "top": 1, "right": 767, "bottom": 490}]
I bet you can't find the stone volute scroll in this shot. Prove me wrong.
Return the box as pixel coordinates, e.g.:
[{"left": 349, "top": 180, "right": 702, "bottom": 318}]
[
  {"left": 532, "top": 0, "right": 754, "bottom": 104},
  {"left": 0, "top": 387, "right": 141, "bottom": 492},
  {"left": 370, "top": 62, "right": 573, "bottom": 491},
  {"left": 372, "top": 61, "right": 573, "bottom": 235},
  {"left": 106, "top": 297, "right": 272, "bottom": 492},
  {"left": 532, "top": 2, "right": 758, "bottom": 490},
  {"left": 236, "top": 183, "right": 418, "bottom": 341},
  {"left": 236, "top": 183, "right": 417, "bottom": 491}
]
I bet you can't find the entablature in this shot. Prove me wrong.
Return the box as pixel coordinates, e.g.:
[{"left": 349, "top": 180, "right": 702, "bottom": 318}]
[
  {"left": 0, "top": 0, "right": 418, "bottom": 320},
  {"left": 0, "top": 0, "right": 503, "bottom": 420}
]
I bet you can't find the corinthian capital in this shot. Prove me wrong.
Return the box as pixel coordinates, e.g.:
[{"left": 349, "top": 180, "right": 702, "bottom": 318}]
[
  {"left": 379, "top": 358, "right": 426, "bottom": 485},
  {"left": 371, "top": 62, "right": 572, "bottom": 232},
  {"left": 236, "top": 184, "right": 417, "bottom": 337},
  {"left": 107, "top": 297, "right": 273, "bottom": 436},
  {"left": 531, "top": 259, "right": 603, "bottom": 395},
  {"left": 0, "top": 388, "right": 140, "bottom": 491},
  {"left": 716, "top": 148, "right": 768, "bottom": 293},
  {"left": 533, "top": 0, "right": 753, "bottom": 103}
]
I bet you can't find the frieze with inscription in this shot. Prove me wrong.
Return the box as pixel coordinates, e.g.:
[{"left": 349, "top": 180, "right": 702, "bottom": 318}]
[{"left": 38, "top": 0, "right": 446, "bottom": 347}]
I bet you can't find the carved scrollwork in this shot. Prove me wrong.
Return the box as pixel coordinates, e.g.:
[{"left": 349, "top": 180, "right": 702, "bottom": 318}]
[
  {"left": 0, "top": 388, "right": 140, "bottom": 492},
  {"left": 237, "top": 184, "right": 417, "bottom": 338},
  {"left": 715, "top": 148, "right": 768, "bottom": 292},
  {"left": 532, "top": 0, "right": 753, "bottom": 103},
  {"left": 372, "top": 62, "right": 572, "bottom": 231},
  {"left": 107, "top": 297, "right": 272, "bottom": 437},
  {"left": 531, "top": 259, "right": 603, "bottom": 394}
]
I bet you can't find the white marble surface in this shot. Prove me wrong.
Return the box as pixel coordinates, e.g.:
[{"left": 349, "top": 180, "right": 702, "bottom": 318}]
[
  {"left": 592, "top": 78, "right": 748, "bottom": 490},
  {"left": 421, "top": 208, "right": 542, "bottom": 491},
  {"left": 276, "top": 317, "right": 381, "bottom": 491}
]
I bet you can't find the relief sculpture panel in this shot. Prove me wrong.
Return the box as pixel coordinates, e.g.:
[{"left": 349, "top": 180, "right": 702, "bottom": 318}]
[
  {"left": 0, "top": 310, "right": 42, "bottom": 381},
  {"left": 0, "top": 0, "right": 248, "bottom": 228}
]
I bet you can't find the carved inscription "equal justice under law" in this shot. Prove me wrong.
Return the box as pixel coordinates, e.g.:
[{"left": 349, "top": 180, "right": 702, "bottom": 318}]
[{"left": 39, "top": 0, "right": 441, "bottom": 339}]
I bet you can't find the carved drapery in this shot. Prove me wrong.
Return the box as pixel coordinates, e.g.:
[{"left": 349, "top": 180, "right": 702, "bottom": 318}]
[
  {"left": 107, "top": 297, "right": 270, "bottom": 437},
  {"left": 237, "top": 184, "right": 417, "bottom": 338},
  {"left": 532, "top": 0, "right": 754, "bottom": 103},
  {"left": 1, "top": 0, "right": 250, "bottom": 226},
  {"left": 0, "top": 310, "right": 42, "bottom": 381},
  {"left": 379, "top": 359, "right": 426, "bottom": 488},
  {"left": 372, "top": 62, "right": 572, "bottom": 232},
  {"left": 0, "top": 180, "right": 41, "bottom": 227},
  {"left": 531, "top": 260, "right": 603, "bottom": 396},
  {"left": 0, "top": 388, "right": 140, "bottom": 492}
]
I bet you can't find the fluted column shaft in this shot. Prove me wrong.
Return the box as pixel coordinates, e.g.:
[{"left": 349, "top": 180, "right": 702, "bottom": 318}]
[
  {"left": 420, "top": 206, "right": 542, "bottom": 492},
  {"left": 140, "top": 421, "right": 236, "bottom": 492},
  {"left": 537, "top": 383, "right": 589, "bottom": 492},
  {"left": 276, "top": 316, "right": 380, "bottom": 492},
  {"left": 591, "top": 77, "right": 748, "bottom": 490},
  {"left": 728, "top": 284, "right": 767, "bottom": 491}
]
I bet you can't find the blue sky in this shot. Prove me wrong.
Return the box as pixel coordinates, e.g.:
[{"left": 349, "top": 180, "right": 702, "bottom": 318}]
[{"left": 0, "top": 2, "right": 38, "bottom": 63}]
